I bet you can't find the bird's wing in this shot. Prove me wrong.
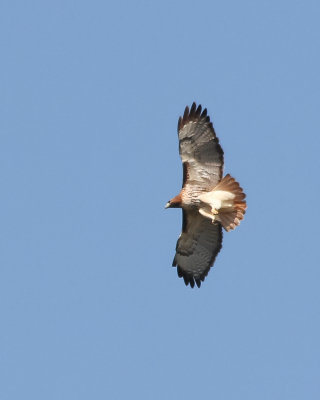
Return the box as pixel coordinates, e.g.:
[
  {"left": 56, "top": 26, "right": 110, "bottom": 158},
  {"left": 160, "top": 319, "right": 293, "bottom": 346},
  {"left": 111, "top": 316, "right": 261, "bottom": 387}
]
[
  {"left": 178, "top": 103, "right": 224, "bottom": 191},
  {"left": 172, "top": 209, "right": 223, "bottom": 288}
]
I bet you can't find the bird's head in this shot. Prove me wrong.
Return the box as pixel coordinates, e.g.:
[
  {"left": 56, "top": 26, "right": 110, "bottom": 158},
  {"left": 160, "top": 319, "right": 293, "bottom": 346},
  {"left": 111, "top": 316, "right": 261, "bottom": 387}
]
[{"left": 165, "top": 194, "right": 182, "bottom": 209}]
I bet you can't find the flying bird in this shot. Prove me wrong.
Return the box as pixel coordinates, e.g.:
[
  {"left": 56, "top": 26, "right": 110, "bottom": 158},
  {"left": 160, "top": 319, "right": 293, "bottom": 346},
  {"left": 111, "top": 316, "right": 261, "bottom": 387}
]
[{"left": 166, "top": 103, "right": 246, "bottom": 288}]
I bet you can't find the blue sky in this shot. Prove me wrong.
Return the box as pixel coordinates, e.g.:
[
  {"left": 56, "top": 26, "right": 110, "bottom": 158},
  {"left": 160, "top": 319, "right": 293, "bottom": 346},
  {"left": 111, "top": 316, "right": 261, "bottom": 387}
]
[{"left": 1, "top": 0, "right": 320, "bottom": 399}]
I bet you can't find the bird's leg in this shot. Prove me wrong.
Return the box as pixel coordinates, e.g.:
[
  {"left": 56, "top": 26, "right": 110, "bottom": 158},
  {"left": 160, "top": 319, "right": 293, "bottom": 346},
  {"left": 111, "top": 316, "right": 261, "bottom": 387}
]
[{"left": 199, "top": 207, "right": 216, "bottom": 223}]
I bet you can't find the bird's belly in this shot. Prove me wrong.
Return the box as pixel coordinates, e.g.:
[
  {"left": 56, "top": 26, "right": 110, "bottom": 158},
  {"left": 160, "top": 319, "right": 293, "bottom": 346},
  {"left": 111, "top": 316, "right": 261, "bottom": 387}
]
[{"left": 198, "top": 190, "right": 235, "bottom": 211}]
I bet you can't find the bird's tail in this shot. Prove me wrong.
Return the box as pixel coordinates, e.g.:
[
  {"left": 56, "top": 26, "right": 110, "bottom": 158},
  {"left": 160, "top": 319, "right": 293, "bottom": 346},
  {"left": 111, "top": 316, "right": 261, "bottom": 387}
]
[{"left": 214, "top": 174, "right": 247, "bottom": 231}]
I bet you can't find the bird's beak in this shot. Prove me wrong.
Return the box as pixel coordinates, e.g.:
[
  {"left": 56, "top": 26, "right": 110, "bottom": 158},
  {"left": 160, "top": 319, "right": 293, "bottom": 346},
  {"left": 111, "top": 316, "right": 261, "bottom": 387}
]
[{"left": 165, "top": 202, "right": 170, "bottom": 209}]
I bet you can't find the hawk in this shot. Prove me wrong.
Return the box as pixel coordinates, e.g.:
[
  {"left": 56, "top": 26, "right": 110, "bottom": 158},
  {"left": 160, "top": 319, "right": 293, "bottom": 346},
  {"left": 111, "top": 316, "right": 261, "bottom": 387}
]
[{"left": 165, "top": 103, "right": 246, "bottom": 288}]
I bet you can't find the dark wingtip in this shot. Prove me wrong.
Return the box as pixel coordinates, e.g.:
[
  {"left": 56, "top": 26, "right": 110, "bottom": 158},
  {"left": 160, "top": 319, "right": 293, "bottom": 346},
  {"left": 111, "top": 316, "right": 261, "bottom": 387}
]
[
  {"left": 190, "top": 102, "right": 196, "bottom": 115},
  {"left": 178, "top": 102, "right": 215, "bottom": 134},
  {"left": 176, "top": 265, "right": 202, "bottom": 288},
  {"left": 183, "top": 105, "right": 189, "bottom": 121},
  {"left": 201, "top": 108, "right": 207, "bottom": 117}
]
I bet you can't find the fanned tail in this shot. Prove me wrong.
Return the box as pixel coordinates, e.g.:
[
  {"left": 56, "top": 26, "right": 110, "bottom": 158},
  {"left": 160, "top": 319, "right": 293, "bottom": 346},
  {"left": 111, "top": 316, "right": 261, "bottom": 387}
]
[{"left": 215, "top": 174, "right": 247, "bottom": 231}]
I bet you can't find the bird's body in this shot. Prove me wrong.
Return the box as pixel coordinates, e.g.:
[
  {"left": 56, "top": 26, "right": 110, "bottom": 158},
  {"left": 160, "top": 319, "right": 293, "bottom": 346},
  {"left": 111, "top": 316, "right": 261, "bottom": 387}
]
[{"left": 166, "top": 103, "right": 246, "bottom": 288}]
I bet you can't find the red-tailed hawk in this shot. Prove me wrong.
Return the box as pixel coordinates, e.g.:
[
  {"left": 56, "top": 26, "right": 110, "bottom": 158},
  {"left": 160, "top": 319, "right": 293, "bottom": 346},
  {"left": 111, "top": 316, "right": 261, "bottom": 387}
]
[{"left": 166, "top": 103, "right": 246, "bottom": 288}]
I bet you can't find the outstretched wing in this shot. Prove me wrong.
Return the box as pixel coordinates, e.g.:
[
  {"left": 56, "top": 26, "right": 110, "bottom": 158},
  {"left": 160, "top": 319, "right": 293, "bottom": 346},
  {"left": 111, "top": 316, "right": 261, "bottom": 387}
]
[
  {"left": 172, "top": 210, "right": 223, "bottom": 288},
  {"left": 178, "top": 102, "right": 224, "bottom": 191}
]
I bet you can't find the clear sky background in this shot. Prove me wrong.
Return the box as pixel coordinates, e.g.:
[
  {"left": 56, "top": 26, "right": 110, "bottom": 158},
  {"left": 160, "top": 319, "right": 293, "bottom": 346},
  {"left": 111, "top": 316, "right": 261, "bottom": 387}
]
[{"left": 1, "top": 1, "right": 320, "bottom": 399}]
